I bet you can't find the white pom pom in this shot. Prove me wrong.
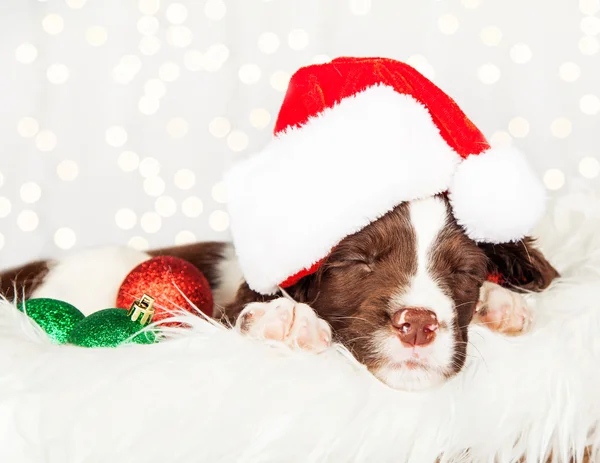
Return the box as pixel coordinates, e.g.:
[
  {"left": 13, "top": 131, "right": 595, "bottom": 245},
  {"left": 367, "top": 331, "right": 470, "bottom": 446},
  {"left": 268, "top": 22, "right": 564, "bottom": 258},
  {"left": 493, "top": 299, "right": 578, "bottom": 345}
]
[{"left": 449, "top": 146, "right": 546, "bottom": 243}]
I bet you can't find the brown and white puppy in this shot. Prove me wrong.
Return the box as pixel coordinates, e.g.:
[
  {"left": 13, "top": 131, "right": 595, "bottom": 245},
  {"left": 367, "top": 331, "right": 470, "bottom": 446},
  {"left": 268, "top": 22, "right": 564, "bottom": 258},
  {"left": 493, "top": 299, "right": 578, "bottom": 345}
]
[
  {"left": 0, "top": 197, "right": 557, "bottom": 391},
  {"left": 223, "top": 196, "right": 558, "bottom": 390}
]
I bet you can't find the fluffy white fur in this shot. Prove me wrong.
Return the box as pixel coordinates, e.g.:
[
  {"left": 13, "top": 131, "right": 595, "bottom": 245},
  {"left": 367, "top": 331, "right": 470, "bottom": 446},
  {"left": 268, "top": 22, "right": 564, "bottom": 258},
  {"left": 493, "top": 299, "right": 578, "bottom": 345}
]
[
  {"left": 401, "top": 197, "right": 455, "bottom": 324},
  {"left": 1, "top": 190, "right": 600, "bottom": 462},
  {"left": 31, "top": 246, "right": 150, "bottom": 315},
  {"left": 449, "top": 146, "right": 546, "bottom": 243},
  {"left": 225, "top": 85, "right": 461, "bottom": 295}
]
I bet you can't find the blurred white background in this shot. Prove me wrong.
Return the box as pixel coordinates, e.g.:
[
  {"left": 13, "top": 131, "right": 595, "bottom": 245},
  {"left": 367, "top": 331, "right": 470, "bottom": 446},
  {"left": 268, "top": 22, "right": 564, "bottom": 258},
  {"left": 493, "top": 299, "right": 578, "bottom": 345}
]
[{"left": 0, "top": 0, "right": 599, "bottom": 269}]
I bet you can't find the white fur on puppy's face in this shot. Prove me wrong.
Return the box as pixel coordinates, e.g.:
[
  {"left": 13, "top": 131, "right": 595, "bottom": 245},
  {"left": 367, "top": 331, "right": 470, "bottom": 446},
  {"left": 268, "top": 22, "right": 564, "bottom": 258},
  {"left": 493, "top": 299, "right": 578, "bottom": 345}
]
[
  {"left": 371, "top": 327, "right": 457, "bottom": 391},
  {"left": 372, "top": 198, "right": 457, "bottom": 390}
]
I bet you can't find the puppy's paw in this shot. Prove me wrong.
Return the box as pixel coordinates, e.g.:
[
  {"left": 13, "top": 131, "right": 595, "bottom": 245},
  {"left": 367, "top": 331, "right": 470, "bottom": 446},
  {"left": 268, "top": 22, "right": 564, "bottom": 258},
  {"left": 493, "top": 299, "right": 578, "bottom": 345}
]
[
  {"left": 474, "top": 282, "right": 532, "bottom": 335},
  {"left": 235, "top": 298, "right": 332, "bottom": 353}
]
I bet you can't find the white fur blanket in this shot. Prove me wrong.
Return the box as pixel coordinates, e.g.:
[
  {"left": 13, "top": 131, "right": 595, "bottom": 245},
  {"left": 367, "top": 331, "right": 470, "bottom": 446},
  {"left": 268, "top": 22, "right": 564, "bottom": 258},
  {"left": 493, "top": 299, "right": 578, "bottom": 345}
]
[{"left": 1, "top": 190, "right": 600, "bottom": 463}]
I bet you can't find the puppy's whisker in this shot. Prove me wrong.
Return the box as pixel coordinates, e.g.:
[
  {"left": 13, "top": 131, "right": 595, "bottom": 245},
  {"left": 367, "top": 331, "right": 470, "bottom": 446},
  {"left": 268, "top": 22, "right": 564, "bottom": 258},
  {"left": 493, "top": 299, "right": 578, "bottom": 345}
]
[
  {"left": 454, "top": 300, "right": 478, "bottom": 309},
  {"left": 452, "top": 344, "right": 481, "bottom": 360},
  {"left": 327, "top": 315, "right": 377, "bottom": 325},
  {"left": 473, "top": 317, "right": 514, "bottom": 326},
  {"left": 466, "top": 330, "right": 486, "bottom": 341},
  {"left": 466, "top": 341, "right": 488, "bottom": 370},
  {"left": 342, "top": 335, "right": 375, "bottom": 345}
]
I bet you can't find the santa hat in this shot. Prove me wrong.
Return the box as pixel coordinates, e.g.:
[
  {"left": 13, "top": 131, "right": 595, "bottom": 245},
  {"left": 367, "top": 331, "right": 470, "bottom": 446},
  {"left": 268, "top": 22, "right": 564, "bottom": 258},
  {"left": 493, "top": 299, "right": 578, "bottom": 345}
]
[{"left": 225, "top": 57, "right": 546, "bottom": 295}]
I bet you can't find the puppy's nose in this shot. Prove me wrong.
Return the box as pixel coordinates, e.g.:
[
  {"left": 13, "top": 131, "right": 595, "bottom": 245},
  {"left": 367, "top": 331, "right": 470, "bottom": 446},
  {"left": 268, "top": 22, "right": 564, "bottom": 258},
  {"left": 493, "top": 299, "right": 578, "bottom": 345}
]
[{"left": 391, "top": 308, "right": 438, "bottom": 347}]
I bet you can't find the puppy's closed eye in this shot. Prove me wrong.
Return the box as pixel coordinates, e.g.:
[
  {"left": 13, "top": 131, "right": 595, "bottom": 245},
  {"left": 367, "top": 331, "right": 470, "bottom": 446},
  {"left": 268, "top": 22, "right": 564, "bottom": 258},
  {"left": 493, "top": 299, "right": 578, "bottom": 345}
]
[{"left": 326, "top": 254, "right": 374, "bottom": 272}]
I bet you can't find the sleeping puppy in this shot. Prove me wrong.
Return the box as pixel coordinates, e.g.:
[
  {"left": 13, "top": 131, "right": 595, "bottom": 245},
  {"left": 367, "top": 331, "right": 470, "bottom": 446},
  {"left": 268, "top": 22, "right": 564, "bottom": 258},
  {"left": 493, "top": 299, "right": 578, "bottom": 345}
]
[
  {"left": 211, "top": 57, "right": 559, "bottom": 390},
  {"left": 0, "top": 196, "right": 557, "bottom": 392},
  {"left": 224, "top": 195, "right": 558, "bottom": 390}
]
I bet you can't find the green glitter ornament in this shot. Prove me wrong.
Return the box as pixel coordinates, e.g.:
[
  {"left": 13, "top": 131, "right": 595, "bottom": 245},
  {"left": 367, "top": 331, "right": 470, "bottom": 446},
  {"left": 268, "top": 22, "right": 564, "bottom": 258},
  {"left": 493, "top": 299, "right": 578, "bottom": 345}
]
[
  {"left": 18, "top": 298, "right": 86, "bottom": 344},
  {"left": 67, "top": 294, "right": 157, "bottom": 348}
]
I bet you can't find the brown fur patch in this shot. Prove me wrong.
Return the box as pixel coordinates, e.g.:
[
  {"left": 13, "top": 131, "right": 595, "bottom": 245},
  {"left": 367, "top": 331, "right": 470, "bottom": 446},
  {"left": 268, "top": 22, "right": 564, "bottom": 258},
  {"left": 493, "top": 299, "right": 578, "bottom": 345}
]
[
  {"left": 0, "top": 260, "right": 51, "bottom": 302},
  {"left": 479, "top": 238, "right": 559, "bottom": 292}
]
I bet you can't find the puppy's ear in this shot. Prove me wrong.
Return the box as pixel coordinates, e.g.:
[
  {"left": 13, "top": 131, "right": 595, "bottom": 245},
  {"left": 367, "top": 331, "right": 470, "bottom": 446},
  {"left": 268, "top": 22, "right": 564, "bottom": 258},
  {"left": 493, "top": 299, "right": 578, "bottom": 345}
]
[
  {"left": 479, "top": 237, "right": 559, "bottom": 292},
  {"left": 283, "top": 269, "right": 323, "bottom": 305}
]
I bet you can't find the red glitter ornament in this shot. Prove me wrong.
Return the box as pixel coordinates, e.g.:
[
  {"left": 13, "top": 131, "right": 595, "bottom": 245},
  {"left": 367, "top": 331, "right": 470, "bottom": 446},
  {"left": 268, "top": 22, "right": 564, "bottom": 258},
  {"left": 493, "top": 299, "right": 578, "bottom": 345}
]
[{"left": 116, "top": 256, "right": 213, "bottom": 323}]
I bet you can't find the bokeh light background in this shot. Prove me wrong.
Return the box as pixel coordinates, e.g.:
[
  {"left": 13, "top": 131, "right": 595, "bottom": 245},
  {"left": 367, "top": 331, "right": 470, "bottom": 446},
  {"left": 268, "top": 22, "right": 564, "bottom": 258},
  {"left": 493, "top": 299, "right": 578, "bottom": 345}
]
[{"left": 0, "top": 0, "right": 599, "bottom": 268}]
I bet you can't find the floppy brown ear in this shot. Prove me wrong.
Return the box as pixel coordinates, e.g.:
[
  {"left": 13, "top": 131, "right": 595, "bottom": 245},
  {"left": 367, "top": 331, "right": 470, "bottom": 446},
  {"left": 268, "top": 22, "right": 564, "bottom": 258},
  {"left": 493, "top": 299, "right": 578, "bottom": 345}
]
[{"left": 478, "top": 237, "right": 559, "bottom": 292}]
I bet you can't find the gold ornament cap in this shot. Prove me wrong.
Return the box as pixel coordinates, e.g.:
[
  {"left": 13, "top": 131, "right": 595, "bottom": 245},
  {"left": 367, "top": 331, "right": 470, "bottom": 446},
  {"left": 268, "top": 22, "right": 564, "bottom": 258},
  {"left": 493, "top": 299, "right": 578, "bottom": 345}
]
[{"left": 128, "top": 294, "right": 155, "bottom": 326}]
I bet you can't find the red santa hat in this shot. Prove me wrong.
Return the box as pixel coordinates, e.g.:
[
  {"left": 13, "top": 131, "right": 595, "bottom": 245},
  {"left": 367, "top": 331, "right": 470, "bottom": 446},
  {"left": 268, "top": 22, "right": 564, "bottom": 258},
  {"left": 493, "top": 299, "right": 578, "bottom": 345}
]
[{"left": 225, "top": 57, "right": 546, "bottom": 295}]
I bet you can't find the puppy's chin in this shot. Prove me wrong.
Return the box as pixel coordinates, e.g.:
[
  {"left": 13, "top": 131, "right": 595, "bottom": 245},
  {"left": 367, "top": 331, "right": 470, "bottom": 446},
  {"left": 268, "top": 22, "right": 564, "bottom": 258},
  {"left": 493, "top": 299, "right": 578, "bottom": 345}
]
[
  {"left": 372, "top": 363, "right": 449, "bottom": 391},
  {"left": 366, "top": 330, "right": 458, "bottom": 391}
]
